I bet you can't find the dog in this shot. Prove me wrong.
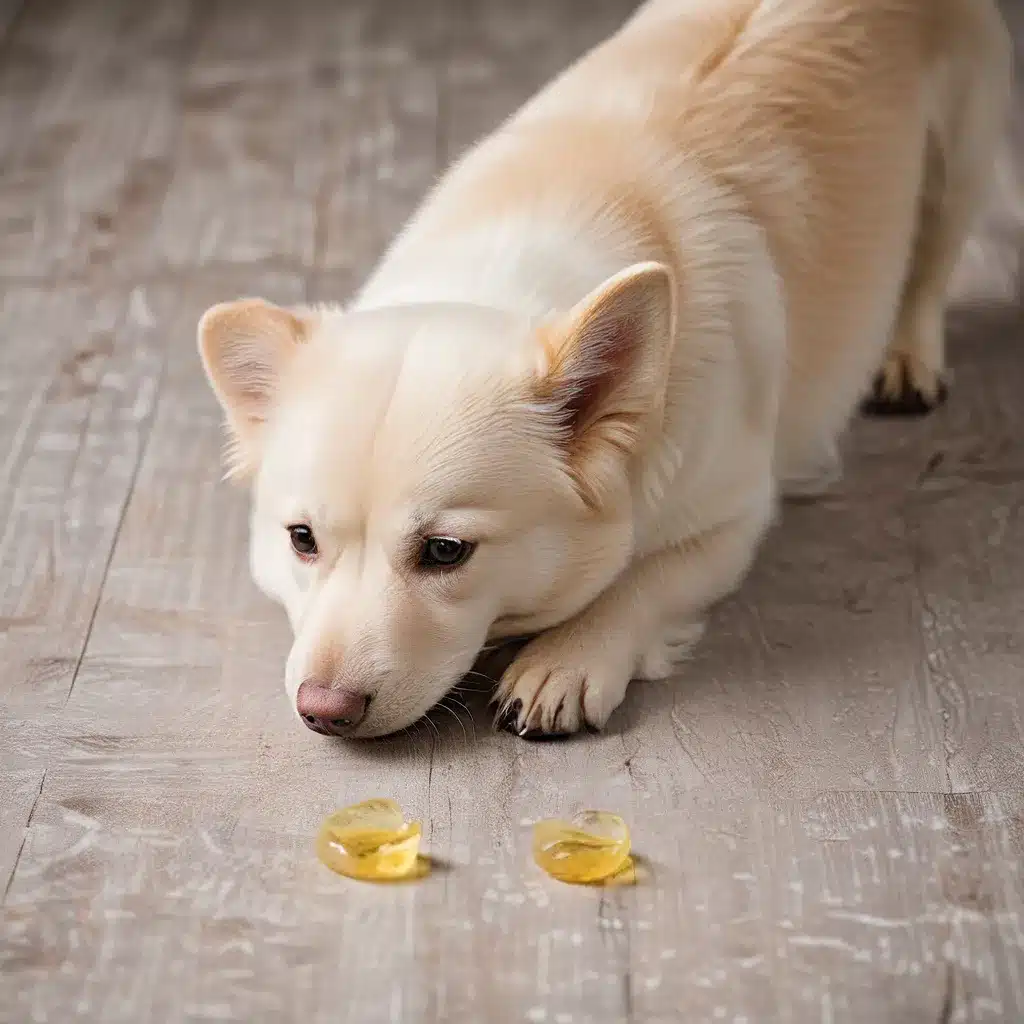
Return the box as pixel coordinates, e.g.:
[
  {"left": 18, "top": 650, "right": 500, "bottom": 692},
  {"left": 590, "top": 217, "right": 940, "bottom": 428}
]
[{"left": 198, "top": 0, "right": 1011, "bottom": 739}]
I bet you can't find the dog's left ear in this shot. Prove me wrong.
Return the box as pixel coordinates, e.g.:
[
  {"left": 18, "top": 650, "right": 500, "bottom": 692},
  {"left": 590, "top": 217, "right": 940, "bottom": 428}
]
[
  {"left": 534, "top": 262, "right": 676, "bottom": 498},
  {"left": 197, "top": 298, "right": 312, "bottom": 479}
]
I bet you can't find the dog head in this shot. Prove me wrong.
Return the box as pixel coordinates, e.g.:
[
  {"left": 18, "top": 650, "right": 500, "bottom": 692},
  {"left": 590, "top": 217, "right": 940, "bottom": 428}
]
[{"left": 197, "top": 262, "right": 675, "bottom": 736}]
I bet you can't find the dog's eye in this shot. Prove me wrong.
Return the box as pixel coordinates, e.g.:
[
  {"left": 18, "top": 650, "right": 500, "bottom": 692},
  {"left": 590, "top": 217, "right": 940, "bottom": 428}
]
[
  {"left": 419, "top": 536, "right": 474, "bottom": 570},
  {"left": 288, "top": 524, "right": 318, "bottom": 558}
]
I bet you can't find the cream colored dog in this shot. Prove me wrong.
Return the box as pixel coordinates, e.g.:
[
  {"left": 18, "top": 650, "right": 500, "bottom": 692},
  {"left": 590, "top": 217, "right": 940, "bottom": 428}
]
[{"left": 198, "top": 0, "right": 1011, "bottom": 738}]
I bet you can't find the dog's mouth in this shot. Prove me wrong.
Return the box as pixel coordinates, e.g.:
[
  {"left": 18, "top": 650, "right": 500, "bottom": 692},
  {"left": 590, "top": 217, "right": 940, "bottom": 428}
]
[{"left": 304, "top": 719, "right": 356, "bottom": 737}]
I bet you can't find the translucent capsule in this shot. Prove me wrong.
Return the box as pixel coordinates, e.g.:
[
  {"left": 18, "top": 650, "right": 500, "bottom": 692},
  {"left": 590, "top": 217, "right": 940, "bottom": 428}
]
[
  {"left": 316, "top": 798, "right": 426, "bottom": 881},
  {"left": 532, "top": 810, "right": 634, "bottom": 884}
]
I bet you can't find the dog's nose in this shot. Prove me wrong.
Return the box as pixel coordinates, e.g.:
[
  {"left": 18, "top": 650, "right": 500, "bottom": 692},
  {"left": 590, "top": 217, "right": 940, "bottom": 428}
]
[{"left": 296, "top": 681, "right": 369, "bottom": 734}]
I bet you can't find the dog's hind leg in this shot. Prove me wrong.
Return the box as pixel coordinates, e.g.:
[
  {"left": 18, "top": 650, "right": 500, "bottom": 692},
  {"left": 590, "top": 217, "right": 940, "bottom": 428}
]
[{"left": 863, "top": 0, "right": 1011, "bottom": 417}]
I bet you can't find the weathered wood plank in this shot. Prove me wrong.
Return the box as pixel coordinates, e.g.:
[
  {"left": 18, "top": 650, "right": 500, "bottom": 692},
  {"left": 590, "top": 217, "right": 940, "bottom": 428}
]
[
  {"left": 905, "top": 312, "right": 1024, "bottom": 792},
  {"left": 0, "top": 284, "right": 164, "bottom": 729},
  {"left": 624, "top": 471, "right": 950, "bottom": 795},
  {"left": 0, "top": 0, "right": 195, "bottom": 282},
  {"left": 0, "top": 283, "right": 166, "bottom": 914},
  {"left": 0, "top": 769, "right": 44, "bottom": 901},
  {"left": 145, "top": 1, "right": 321, "bottom": 275},
  {"left": 3, "top": 786, "right": 1021, "bottom": 1023},
  {"left": 1, "top": 1, "right": 1023, "bottom": 1022},
  {"left": 313, "top": 6, "right": 442, "bottom": 287},
  {"left": 0, "top": 0, "right": 195, "bottom": 904},
  {"left": 440, "top": 0, "right": 629, "bottom": 160},
  {"left": 148, "top": 0, "right": 442, "bottom": 288}
]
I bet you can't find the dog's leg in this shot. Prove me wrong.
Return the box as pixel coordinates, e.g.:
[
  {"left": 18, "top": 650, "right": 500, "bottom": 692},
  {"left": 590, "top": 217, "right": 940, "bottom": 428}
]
[
  {"left": 777, "top": 436, "right": 842, "bottom": 500},
  {"left": 862, "top": 151, "right": 965, "bottom": 416},
  {"left": 493, "top": 506, "right": 769, "bottom": 738},
  {"left": 864, "top": 0, "right": 1010, "bottom": 417}
]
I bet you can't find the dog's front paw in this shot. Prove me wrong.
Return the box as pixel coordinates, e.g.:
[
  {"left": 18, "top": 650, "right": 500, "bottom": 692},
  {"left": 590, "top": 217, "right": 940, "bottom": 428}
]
[{"left": 492, "top": 630, "right": 633, "bottom": 739}]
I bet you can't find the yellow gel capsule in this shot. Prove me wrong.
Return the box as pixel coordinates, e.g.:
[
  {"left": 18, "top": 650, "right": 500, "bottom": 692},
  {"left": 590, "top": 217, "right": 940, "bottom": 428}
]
[
  {"left": 532, "top": 810, "right": 633, "bottom": 884},
  {"left": 316, "top": 798, "right": 424, "bottom": 881}
]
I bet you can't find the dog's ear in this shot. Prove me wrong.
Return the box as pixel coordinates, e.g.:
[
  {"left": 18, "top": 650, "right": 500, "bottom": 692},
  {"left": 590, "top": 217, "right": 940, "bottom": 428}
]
[
  {"left": 197, "top": 298, "right": 311, "bottom": 479},
  {"left": 534, "top": 262, "right": 676, "bottom": 503}
]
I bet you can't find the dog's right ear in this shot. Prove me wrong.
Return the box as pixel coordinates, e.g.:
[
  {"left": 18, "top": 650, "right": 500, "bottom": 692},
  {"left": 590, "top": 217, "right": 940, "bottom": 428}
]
[{"left": 197, "top": 298, "right": 311, "bottom": 479}]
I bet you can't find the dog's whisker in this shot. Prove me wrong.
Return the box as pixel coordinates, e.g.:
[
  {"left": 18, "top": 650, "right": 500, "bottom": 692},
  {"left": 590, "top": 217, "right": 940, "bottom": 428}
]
[
  {"left": 395, "top": 720, "right": 419, "bottom": 753},
  {"left": 462, "top": 669, "right": 498, "bottom": 689},
  {"left": 437, "top": 697, "right": 473, "bottom": 744},
  {"left": 444, "top": 692, "right": 474, "bottom": 714},
  {"left": 423, "top": 712, "right": 442, "bottom": 744}
]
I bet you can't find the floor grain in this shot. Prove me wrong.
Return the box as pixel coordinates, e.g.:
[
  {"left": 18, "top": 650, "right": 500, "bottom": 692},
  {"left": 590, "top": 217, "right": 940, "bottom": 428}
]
[{"left": 1, "top": 2, "right": 1022, "bottom": 1022}]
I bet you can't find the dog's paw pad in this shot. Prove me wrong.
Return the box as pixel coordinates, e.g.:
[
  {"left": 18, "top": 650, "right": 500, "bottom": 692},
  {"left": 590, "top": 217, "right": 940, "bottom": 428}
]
[{"left": 862, "top": 355, "right": 948, "bottom": 418}]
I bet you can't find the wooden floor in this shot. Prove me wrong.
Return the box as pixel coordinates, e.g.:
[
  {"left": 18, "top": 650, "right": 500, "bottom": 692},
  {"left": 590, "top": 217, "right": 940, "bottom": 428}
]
[{"left": 1, "top": 1, "right": 1023, "bottom": 1021}]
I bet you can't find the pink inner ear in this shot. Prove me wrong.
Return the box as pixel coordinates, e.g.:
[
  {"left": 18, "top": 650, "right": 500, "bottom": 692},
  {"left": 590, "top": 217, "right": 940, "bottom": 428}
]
[{"left": 559, "top": 314, "right": 637, "bottom": 433}]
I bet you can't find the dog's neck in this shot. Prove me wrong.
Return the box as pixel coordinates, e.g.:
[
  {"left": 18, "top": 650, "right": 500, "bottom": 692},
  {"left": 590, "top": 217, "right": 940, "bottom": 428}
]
[{"left": 352, "top": 205, "right": 646, "bottom": 323}]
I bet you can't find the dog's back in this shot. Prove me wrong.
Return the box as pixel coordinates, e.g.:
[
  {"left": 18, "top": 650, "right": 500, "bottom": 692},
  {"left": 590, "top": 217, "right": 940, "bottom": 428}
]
[
  {"left": 511, "top": 0, "right": 1011, "bottom": 483},
  {"left": 364, "top": 0, "right": 1010, "bottom": 493}
]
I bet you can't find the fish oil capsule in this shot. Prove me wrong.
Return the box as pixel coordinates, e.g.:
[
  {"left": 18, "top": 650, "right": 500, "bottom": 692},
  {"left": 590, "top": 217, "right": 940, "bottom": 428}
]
[
  {"left": 532, "top": 810, "right": 633, "bottom": 884},
  {"left": 316, "top": 798, "right": 425, "bottom": 881}
]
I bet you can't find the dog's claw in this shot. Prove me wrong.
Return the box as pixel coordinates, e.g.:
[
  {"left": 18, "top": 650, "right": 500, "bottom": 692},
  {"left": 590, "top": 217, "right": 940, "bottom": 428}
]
[
  {"left": 496, "top": 699, "right": 572, "bottom": 739},
  {"left": 495, "top": 699, "right": 575, "bottom": 740},
  {"left": 496, "top": 699, "right": 523, "bottom": 733}
]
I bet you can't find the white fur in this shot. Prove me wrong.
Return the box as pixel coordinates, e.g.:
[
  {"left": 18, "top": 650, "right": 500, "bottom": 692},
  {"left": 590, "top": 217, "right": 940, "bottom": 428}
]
[{"left": 198, "top": 0, "right": 1010, "bottom": 737}]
